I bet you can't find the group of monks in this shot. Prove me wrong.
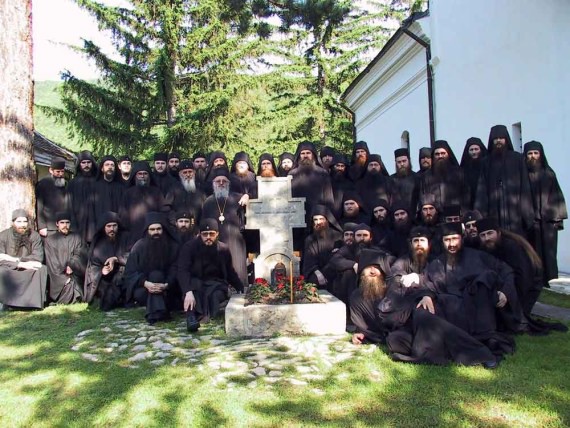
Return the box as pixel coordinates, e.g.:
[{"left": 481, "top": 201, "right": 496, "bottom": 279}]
[{"left": 0, "top": 123, "right": 567, "bottom": 366}]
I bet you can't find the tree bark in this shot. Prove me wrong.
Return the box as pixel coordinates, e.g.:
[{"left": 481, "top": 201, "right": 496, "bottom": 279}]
[{"left": 0, "top": 0, "right": 36, "bottom": 228}]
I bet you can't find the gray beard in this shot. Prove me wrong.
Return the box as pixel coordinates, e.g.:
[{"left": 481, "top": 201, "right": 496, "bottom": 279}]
[
  {"left": 214, "top": 188, "right": 229, "bottom": 199},
  {"left": 136, "top": 178, "right": 149, "bottom": 187},
  {"left": 182, "top": 178, "right": 196, "bottom": 192},
  {"left": 54, "top": 177, "right": 66, "bottom": 187}
]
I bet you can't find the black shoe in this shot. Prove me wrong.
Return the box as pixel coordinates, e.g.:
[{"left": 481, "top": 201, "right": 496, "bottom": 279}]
[
  {"left": 482, "top": 359, "right": 499, "bottom": 370},
  {"left": 186, "top": 311, "right": 200, "bottom": 332}
]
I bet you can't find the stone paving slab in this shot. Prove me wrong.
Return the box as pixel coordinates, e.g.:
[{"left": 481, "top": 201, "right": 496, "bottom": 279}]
[
  {"left": 70, "top": 311, "right": 374, "bottom": 389},
  {"left": 532, "top": 302, "right": 570, "bottom": 322}
]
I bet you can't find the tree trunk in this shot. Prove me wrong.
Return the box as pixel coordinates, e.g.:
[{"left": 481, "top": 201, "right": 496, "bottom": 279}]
[{"left": 0, "top": 0, "right": 36, "bottom": 228}]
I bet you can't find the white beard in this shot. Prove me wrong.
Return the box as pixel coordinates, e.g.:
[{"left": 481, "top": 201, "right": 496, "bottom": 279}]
[
  {"left": 54, "top": 177, "right": 66, "bottom": 187},
  {"left": 182, "top": 178, "right": 196, "bottom": 192},
  {"left": 214, "top": 188, "right": 229, "bottom": 199}
]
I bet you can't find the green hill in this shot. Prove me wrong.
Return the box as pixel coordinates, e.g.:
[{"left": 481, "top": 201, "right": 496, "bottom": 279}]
[{"left": 34, "top": 80, "right": 89, "bottom": 152}]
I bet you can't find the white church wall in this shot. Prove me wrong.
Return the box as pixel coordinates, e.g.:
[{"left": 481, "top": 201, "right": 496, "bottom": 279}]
[
  {"left": 345, "top": 33, "right": 431, "bottom": 174},
  {"left": 430, "top": 0, "right": 570, "bottom": 272}
]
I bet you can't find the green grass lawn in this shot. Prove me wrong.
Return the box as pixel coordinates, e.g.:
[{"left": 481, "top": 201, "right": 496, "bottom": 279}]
[
  {"left": 539, "top": 289, "right": 570, "bottom": 309},
  {"left": 1, "top": 305, "right": 569, "bottom": 427}
]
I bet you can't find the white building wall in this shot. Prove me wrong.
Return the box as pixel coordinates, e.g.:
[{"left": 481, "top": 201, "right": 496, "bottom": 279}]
[
  {"left": 346, "top": 33, "right": 431, "bottom": 174},
  {"left": 430, "top": 0, "right": 570, "bottom": 272}
]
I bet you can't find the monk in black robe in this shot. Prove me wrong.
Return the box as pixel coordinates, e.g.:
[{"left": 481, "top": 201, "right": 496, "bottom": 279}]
[
  {"left": 355, "top": 154, "right": 393, "bottom": 212},
  {"left": 462, "top": 209, "right": 483, "bottom": 249},
  {"left": 302, "top": 205, "right": 342, "bottom": 289},
  {"left": 201, "top": 169, "right": 248, "bottom": 287},
  {"left": 84, "top": 212, "right": 130, "bottom": 310},
  {"left": 192, "top": 152, "right": 209, "bottom": 192},
  {"left": 117, "top": 155, "right": 133, "bottom": 187},
  {"left": 329, "top": 224, "right": 392, "bottom": 311},
  {"left": 0, "top": 209, "right": 47, "bottom": 309},
  {"left": 92, "top": 155, "right": 125, "bottom": 230},
  {"left": 289, "top": 141, "right": 335, "bottom": 216},
  {"left": 350, "top": 249, "right": 497, "bottom": 367},
  {"left": 348, "top": 141, "right": 370, "bottom": 182},
  {"left": 67, "top": 150, "right": 98, "bottom": 243},
  {"left": 477, "top": 218, "right": 567, "bottom": 335},
  {"left": 123, "top": 212, "right": 180, "bottom": 324},
  {"left": 419, "top": 140, "right": 470, "bottom": 214},
  {"left": 173, "top": 211, "right": 198, "bottom": 245},
  {"left": 256, "top": 153, "right": 278, "bottom": 178},
  {"left": 460, "top": 137, "right": 487, "bottom": 209},
  {"left": 203, "top": 151, "right": 229, "bottom": 195},
  {"left": 523, "top": 141, "right": 567, "bottom": 283},
  {"left": 418, "top": 147, "right": 432, "bottom": 175},
  {"left": 370, "top": 199, "right": 392, "bottom": 251},
  {"left": 422, "top": 223, "right": 519, "bottom": 352},
  {"left": 230, "top": 151, "right": 258, "bottom": 203},
  {"left": 385, "top": 202, "right": 414, "bottom": 258},
  {"left": 120, "top": 161, "right": 167, "bottom": 248},
  {"left": 152, "top": 152, "right": 181, "bottom": 197},
  {"left": 338, "top": 191, "right": 370, "bottom": 227},
  {"left": 36, "top": 157, "right": 72, "bottom": 237},
  {"left": 475, "top": 125, "right": 534, "bottom": 235},
  {"left": 44, "top": 212, "right": 85, "bottom": 304},
  {"left": 329, "top": 154, "right": 355, "bottom": 218},
  {"left": 391, "top": 148, "right": 419, "bottom": 215},
  {"left": 177, "top": 219, "right": 244, "bottom": 330},
  {"left": 391, "top": 226, "right": 433, "bottom": 287},
  {"left": 167, "top": 159, "right": 206, "bottom": 226},
  {"left": 277, "top": 152, "right": 294, "bottom": 177}
]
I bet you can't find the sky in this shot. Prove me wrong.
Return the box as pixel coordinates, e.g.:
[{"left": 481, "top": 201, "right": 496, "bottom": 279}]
[{"left": 33, "top": 0, "right": 124, "bottom": 81}]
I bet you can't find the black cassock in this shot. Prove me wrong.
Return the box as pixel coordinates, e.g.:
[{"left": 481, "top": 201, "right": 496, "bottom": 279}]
[
  {"left": 67, "top": 153, "right": 98, "bottom": 243},
  {"left": 349, "top": 283, "right": 496, "bottom": 366},
  {"left": 355, "top": 173, "right": 394, "bottom": 212},
  {"left": 36, "top": 177, "right": 71, "bottom": 234},
  {"left": 120, "top": 185, "right": 166, "bottom": 248},
  {"left": 84, "top": 221, "right": 130, "bottom": 311},
  {"left": 303, "top": 228, "right": 342, "bottom": 287},
  {"left": 0, "top": 228, "right": 47, "bottom": 309},
  {"left": 475, "top": 127, "right": 534, "bottom": 235},
  {"left": 423, "top": 248, "right": 520, "bottom": 349},
  {"left": 123, "top": 234, "right": 179, "bottom": 322},
  {"left": 177, "top": 237, "right": 244, "bottom": 322},
  {"left": 44, "top": 232, "right": 85, "bottom": 303},
  {"left": 390, "top": 173, "right": 419, "bottom": 215},
  {"left": 92, "top": 178, "right": 124, "bottom": 231},
  {"left": 201, "top": 193, "right": 248, "bottom": 287},
  {"left": 524, "top": 141, "right": 567, "bottom": 283}
]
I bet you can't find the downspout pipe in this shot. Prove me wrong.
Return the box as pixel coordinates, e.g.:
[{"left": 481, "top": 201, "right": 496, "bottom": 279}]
[
  {"left": 402, "top": 28, "right": 435, "bottom": 147},
  {"left": 340, "top": 101, "right": 357, "bottom": 146}
]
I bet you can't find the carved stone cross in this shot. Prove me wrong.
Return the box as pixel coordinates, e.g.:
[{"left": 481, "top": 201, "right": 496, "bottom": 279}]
[{"left": 245, "top": 176, "right": 306, "bottom": 281}]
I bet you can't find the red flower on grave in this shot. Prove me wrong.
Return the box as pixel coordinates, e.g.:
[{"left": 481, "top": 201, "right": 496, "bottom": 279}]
[{"left": 297, "top": 275, "right": 304, "bottom": 281}]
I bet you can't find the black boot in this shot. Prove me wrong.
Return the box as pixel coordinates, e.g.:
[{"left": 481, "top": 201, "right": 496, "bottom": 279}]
[{"left": 186, "top": 311, "right": 200, "bottom": 332}]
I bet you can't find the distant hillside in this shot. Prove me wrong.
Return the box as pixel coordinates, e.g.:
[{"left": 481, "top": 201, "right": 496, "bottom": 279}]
[{"left": 34, "top": 81, "right": 89, "bottom": 152}]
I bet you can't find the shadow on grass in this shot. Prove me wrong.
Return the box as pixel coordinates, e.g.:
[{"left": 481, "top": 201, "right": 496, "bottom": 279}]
[{"left": 0, "top": 306, "right": 569, "bottom": 426}]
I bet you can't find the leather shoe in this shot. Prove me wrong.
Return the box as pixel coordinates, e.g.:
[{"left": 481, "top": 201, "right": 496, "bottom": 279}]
[
  {"left": 186, "top": 311, "right": 200, "bottom": 332},
  {"left": 482, "top": 359, "right": 499, "bottom": 370}
]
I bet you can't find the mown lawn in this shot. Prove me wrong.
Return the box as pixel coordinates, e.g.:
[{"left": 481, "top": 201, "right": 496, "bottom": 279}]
[
  {"left": 0, "top": 304, "right": 569, "bottom": 427},
  {"left": 539, "top": 289, "right": 570, "bottom": 309}
]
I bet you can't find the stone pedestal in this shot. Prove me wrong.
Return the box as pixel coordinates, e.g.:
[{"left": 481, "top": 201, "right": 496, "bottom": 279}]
[{"left": 225, "top": 291, "right": 346, "bottom": 337}]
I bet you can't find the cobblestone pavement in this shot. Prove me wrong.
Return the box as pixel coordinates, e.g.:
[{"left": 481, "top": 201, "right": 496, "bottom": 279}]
[{"left": 71, "top": 311, "right": 375, "bottom": 390}]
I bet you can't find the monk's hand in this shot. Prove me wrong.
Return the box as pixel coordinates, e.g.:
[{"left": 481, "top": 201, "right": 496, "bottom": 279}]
[
  {"left": 65, "top": 266, "right": 73, "bottom": 275},
  {"left": 144, "top": 281, "right": 159, "bottom": 294},
  {"left": 39, "top": 228, "right": 48, "bottom": 237},
  {"left": 416, "top": 296, "right": 435, "bottom": 314},
  {"left": 401, "top": 273, "right": 420, "bottom": 288},
  {"left": 352, "top": 333, "right": 365, "bottom": 345},
  {"left": 18, "top": 261, "right": 41, "bottom": 270},
  {"left": 104, "top": 257, "right": 116, "bottom": 271},
  {"left": 238, "top": 194, "right": 250, "bottom": 206},
  {"left": 0, "top": 254, "right": 19, "bottom": 262},
  {"left": 314, "top": 270, "right": 327, "bottom": 287},
  {"left": 496, "top": 291, "right": 507, "bottom": 308},
  {"left": 102, "top": 265, "right": 112, "bottom": 276},
  {"left": 184, "top": 291, "right": 196, "bottom": 311},
  {"left": 353, "top": 263, "right": 358, "bottom": 274}
]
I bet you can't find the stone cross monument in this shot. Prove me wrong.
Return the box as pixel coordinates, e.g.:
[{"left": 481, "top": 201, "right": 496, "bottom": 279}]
[{"left": 245, "top": 176, "right": 306, "bottom": 281}]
